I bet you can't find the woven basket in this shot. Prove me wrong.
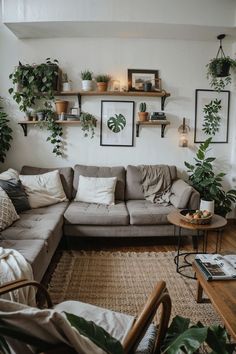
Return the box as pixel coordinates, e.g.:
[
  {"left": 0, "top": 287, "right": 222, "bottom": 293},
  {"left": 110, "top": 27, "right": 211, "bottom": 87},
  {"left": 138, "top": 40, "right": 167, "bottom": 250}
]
[{"left": 179, "top": 209, "right": 212, "bottom": 225}]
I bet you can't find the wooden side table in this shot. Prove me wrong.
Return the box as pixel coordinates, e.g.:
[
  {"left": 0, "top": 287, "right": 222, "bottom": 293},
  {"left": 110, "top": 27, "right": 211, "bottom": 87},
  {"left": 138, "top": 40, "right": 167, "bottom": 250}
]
[{"left": 167, "top": 211, "right": 227, "bottom": 279}]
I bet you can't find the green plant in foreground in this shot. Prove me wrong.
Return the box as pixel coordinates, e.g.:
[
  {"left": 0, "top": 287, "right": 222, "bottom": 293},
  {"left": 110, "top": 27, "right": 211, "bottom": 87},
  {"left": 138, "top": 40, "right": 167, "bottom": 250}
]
[
  {"left": 95, "top": 74, "right": 111, "bottom": 83},
  {"left": 206, "top": 57, "right": 236, "bottom": 91},
  {"left": 162, "top": 315, "right": 235, "bottom": 354},
  {"left": 202, "top": 99, "right": 222, "bottom": 136},
  {"left": 80, "top": 112, "right": 97, "bottom": 138},
  {"left": 139, "top": 102, "right": 146, "bottom": 112},
  {"left": 184, "top": 137, "right": 236, "bottom": 216},
  {"left": 81, "top": 70, "right": 93, "bottom": 81},
  {"left": 0, "top": 98, "right": 13, "bottom": 163}
]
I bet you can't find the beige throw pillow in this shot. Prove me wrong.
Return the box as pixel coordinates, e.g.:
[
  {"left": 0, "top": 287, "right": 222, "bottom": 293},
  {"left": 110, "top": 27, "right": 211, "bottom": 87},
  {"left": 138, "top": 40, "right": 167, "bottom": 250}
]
[
  {"left": 0, "top": 187, "right": 19, "bottom": 231},
  {"left": 0, "top": 168, "right": 19, "bottom": 180},
  {"left": 170, "top": 179, "right": 193, "bottom": 208},
  {"left": 75, "top": 176, "right": 117, "bottom": 205},
  {"left": 19, "top": 170, "right": 67, "bottom": 209}
]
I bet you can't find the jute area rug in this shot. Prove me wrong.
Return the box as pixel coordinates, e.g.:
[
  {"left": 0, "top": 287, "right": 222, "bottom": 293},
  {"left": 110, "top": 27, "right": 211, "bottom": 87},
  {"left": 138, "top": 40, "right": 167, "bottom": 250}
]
[{"left": 48, "top": 251, "right": 221, "bottom": 326}]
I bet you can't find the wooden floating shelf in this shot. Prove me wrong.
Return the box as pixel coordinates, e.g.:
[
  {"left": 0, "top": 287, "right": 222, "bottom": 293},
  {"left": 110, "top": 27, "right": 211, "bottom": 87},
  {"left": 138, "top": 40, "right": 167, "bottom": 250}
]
[
  {"left": 18, "top": 120, "right": 81, "bottom": 136},
  {"left": 136, "top": 120, "right": 170, "bottom": 138},
  {"left": 56, "top": 90, "right": 170, "bottom": 110}
]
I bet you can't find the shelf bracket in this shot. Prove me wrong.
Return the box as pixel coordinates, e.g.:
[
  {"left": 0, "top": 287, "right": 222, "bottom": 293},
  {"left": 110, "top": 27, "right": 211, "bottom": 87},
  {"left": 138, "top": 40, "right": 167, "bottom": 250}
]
[
  {"left": 136, "top": 124, "right": 140, "bottom": 137},
  {"left": 77, "top": 93, "right": 82, "bottom": 111},
  {"left": 161, "top": 124, "right": 166, "bottom": 138},
  {"left": 19, "top": 123, "right": 28, "bottom": 136},
  {"left": 161, "top": 95, "right": 167, "bottom": 110}
]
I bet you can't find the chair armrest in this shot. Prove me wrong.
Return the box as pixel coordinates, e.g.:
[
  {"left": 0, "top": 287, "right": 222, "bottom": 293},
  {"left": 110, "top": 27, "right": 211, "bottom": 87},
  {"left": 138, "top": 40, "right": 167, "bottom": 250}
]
[
  {"left": 0, "top": 279, "right": 53, "bottom": 308},
  {"left": 123, "top": 281, "right": 171, "bottom": 354}
]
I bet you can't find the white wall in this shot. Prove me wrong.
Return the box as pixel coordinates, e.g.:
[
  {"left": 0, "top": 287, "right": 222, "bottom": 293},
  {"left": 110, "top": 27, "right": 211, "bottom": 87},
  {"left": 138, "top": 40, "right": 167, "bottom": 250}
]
[{"left": 0, "top": 6, "right": 236, "bottom": 204}]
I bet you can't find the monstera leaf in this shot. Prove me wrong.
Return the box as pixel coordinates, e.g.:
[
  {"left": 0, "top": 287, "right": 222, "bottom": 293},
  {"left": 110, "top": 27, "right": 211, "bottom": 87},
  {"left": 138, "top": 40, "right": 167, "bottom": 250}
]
[{"left": 107, "top": 114, "right": 126, "bottom": 133}]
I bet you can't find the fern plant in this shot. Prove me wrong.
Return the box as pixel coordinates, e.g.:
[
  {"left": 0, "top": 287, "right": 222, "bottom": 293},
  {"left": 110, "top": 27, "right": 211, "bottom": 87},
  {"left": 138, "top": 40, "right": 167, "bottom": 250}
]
[{"left": 0, "top": 98, "right": 13, "bottom": 163}]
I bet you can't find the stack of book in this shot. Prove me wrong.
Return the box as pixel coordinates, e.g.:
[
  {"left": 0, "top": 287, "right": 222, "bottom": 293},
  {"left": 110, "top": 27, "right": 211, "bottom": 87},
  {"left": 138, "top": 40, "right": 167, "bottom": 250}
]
[
  {"left": 58, "top": 114, "right": 80, "bottom": 121},
  {"left": 195, "top": 254, "right": 236, "bottom": 281}
]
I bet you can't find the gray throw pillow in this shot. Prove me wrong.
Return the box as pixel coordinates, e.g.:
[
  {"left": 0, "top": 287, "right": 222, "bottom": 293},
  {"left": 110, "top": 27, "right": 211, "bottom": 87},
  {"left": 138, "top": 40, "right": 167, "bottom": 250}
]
[{"left": 0, "top": 179, "right": 30, "bottom": 213}]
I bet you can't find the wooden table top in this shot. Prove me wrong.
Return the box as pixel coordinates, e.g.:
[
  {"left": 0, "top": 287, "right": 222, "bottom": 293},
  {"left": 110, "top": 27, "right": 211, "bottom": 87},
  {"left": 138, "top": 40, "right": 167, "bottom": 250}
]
[
  {"left": 193, "top": 262, "right": 236, "bottom": 340},
  {"left": 167, "top": 211, "right": 227, "bottom": 231}
]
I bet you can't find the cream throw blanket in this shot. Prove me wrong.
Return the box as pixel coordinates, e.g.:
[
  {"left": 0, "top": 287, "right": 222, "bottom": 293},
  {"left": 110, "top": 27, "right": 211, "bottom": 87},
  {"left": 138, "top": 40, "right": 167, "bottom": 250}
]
[
  {"left": 0, "top": 247, "right": 35, "bottom": 306},
  {"left": 139, "top": 165, "right": 172, "bottom": 204}
]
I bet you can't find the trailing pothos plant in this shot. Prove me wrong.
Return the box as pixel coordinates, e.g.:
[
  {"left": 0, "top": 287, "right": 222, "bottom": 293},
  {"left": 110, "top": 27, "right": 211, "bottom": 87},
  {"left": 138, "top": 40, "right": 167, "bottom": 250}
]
[
  {"left": 8, "top": 58, "right": 64, "bottom": 156},
  {"left": 38, "top": 105, "right": 63, "bottom": 156},
  {"left": 184, "top": 137, "right": 236, "bottom": 216},
  {"left": 0, "top": 98, "right": 13, "bottom": 163},
  {"left": 162, "top": 315, "right": 235, "bottom": 354},
  {"left": 80, "top": 112, "right": 97, "bottom": 138}
]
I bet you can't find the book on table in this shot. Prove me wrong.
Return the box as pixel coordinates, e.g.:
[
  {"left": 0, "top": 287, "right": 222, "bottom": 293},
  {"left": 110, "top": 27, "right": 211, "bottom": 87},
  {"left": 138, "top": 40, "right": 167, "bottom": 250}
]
[{"left": 194, "top": 254, "right": 236, "bottom": 281}]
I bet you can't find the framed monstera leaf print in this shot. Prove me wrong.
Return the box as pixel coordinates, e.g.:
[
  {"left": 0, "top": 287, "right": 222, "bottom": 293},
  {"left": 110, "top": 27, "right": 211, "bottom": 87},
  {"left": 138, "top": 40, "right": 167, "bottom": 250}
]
[{"left": 100, "top": 100, "right": 134, "bottom": 146}]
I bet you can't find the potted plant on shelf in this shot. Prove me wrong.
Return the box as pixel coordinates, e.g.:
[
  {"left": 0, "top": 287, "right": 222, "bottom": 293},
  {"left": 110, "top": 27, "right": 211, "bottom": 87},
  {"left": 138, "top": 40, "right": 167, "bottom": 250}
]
[
  {"left": 138, "top": 102, "right": 148, "bottom": 122},
  {"left": 206, "top": 34, "right": 236, "bottom": 91},
  {"left": 95, "top": 74, "right": 111, "bottom": 92},
  {"left": 81, "top": 70, "right": 93, "bottom": 91},
  {"left": 79, "top": 112, "right": 97, "bottom": 138},
  {"left": 184, "top": 137, "right": 236, "bottom": 216},
  {"left": 61, "top": 72, "right": 72, "bottom": 92}
]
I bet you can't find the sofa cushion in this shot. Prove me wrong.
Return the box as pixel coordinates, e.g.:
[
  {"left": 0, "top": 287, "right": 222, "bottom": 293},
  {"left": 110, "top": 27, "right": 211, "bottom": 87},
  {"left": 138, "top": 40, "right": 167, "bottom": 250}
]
[
  {"left": 20, "top": 166, "right": 74, "bottom": 200},
  {"left": 0, "top": 187, "right": 19, "bottom": 231},
  {"left": 1, "top": 202, "right": 68, "bottom": 241},
  {"left": 73, "top": 165, "right": 126, "bottom": 201},
  {"left": 170, "top": 179, "right": 193, "bottom": 208},
  {"left": 64, "top": 201, "right": 129, "bottom": 226},
  {"left": 0, "top": 239, "right": 46, "bottom": 281},
  {"left": 75, "top": 176, "right": 117, "bottom": 205},
  {"left": 126, "top": 200, "right": 176, "bottom": 225},
  {"left": 126, "top": 165, "right": 177, "bottom": 200}
]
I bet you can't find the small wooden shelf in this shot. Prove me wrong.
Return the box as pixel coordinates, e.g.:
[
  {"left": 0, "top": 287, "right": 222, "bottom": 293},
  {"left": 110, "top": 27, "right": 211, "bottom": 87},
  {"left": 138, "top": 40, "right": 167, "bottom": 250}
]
[
  {"left": 18, "top": 120, "right": 80, "bottom": 136},
  {"left": 136, "top": 120, "right": 170, "bottom": 138},
  {"left": 56, "top": 90, "right": 170, "bottom": 110}
]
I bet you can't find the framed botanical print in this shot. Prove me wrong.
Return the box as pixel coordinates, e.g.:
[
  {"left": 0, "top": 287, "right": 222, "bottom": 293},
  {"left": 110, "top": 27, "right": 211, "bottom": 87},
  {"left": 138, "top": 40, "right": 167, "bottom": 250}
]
[
  {"left": 100, "top": 100, "right": 135, "bottom": 147},
  {"left": 194, "top": 89, "right": 230, "bottom": 143}
]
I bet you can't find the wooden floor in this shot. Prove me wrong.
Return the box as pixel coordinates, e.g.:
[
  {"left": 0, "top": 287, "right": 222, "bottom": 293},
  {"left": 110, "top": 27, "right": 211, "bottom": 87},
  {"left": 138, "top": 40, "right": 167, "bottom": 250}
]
[{"left": 64, "top": 222, "right": 236, "bottom": 253}]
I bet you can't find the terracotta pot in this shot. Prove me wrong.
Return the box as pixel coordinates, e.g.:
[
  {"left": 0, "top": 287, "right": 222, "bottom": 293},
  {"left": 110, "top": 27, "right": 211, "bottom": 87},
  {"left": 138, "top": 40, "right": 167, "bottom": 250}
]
[
  {"left": 97, "top": 82, "right": 108, "bottom": 92},
  {"left": 138, "top": 112, "right": 149, "bottom": 122},
  {"left": 55, "top": 100, "right": 69, "bottom": 114}
]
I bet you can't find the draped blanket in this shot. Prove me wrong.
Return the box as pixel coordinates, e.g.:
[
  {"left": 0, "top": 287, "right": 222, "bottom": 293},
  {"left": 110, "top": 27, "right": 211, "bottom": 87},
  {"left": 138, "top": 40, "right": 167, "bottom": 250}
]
[
  {"left": 138, "top": 165, "right": 172, "bottom": 204},
  {"left": 0, "top": 247, "right": 35, "bottom": 306}
]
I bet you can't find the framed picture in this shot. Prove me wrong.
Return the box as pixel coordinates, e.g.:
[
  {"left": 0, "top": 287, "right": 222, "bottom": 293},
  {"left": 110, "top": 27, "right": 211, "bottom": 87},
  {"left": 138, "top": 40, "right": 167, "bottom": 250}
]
[
  {"left": 100, "top": 100, "right": 135, "bottom": 147},
  {"left": 128, "top": 69, "right": 160, "bottom": 92},
  {"left": 194, "top": 89, "right": 230, "bottom": 143}
]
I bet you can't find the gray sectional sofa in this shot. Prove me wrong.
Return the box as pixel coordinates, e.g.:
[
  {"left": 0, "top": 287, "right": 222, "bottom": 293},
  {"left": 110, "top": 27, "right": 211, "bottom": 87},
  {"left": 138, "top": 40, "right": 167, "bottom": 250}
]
[{"left": 0, "top": 164, "right": 199, "bottom": 282}]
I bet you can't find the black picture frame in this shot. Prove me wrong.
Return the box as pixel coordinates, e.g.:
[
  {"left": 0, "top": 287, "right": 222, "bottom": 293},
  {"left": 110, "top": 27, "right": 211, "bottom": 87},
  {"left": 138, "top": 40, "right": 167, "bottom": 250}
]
[
  {"left": 194, "top": 89, "right": 230, "bottom": 143},
  {"left": 100, "top": 100, "right": 135, "bottom": 147},
  {"left": 128, "top": 69, "right": 159, "bottom": 92}
]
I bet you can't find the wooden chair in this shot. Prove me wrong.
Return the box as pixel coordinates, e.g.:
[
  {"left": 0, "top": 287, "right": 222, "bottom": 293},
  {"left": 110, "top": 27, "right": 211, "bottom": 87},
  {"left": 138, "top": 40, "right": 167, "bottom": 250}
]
[{"left": 0, "top": 279, "right": 171, "bottom": 354}]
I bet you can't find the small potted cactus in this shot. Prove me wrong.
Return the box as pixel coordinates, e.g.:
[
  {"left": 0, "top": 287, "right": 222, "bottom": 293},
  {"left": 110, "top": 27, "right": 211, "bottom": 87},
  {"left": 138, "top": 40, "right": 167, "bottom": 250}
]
[
  {"left": 138, "top": 102, "right": 148, "bottom": 121},
  {"left": 81, "top": 70, "right": 93, "bottom": 91},
  {"left": 95, "top": 74, "right": 111, "bottom": 92}
]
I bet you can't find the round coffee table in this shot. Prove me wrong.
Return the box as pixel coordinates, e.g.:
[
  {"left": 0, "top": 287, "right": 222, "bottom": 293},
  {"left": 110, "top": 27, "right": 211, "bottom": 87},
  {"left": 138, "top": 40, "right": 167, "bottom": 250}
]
[{"left": 167, "top": 211, "right": 227, "bottom": 279}]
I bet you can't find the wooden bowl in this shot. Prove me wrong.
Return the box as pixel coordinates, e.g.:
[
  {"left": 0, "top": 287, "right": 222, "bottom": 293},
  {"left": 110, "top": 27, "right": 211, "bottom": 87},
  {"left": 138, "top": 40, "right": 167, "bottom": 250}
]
[{"left": 179, "top": 209, "right": 212, "bottom": 225}]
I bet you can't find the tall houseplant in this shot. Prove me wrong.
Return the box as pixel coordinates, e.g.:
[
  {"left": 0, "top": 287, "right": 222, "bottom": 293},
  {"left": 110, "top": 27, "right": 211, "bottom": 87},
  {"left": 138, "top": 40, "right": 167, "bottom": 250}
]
[
  {"left": 0, "top": 98, "right": 13, "bottom": 163},
  {"left": 184, "top": 137, "right": 236, "bottom": 216}
]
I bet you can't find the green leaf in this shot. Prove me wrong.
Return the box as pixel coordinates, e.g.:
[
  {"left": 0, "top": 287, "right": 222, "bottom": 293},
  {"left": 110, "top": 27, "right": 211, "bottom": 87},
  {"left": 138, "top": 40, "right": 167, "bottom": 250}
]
[
  {"left": 65, "top": 312, "right": 124, "bottom": 354},
  {"left": 107, "top": 114, "right": 126, "bottom": 133}
]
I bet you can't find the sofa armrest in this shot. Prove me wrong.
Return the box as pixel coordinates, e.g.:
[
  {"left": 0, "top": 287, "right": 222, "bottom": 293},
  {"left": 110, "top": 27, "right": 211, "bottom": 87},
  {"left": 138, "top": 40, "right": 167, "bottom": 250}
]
[{"left": 186, "top": 187, "right": 200, "bottom": 210}]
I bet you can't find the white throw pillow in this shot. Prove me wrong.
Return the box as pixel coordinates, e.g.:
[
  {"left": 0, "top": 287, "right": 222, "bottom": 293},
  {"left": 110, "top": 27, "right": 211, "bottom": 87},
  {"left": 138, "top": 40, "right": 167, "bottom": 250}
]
[
  {"left": 75, "top": 176, "right": 117, "bottom": 205},
  {"left": 0, "top": 187, "right": 19, "bottom": 231},
  {"left": 19, "top": 170, "right": 67, "bottom": 209},
  {"left": 0, "top": 168, "right": 19, "bottom": 180}
]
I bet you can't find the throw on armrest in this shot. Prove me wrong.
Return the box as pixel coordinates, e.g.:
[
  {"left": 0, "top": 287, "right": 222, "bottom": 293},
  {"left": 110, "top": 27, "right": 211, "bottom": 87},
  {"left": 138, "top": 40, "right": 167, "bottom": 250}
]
[{"left": 170, "top": 179, "right": 197, "bottom": 209}]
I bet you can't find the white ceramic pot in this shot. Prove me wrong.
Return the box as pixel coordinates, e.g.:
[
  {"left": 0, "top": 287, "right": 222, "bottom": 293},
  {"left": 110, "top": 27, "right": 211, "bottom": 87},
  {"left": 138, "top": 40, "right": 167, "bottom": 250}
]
[
  {"left": 82, "top": 80, "right": 93, "bottom": 91},
  {"left": 62, "top": 82, "right": 72, "bottom": 92},
  {"left": 200, "top": 199, "right": 214, "bottom": 214}
]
